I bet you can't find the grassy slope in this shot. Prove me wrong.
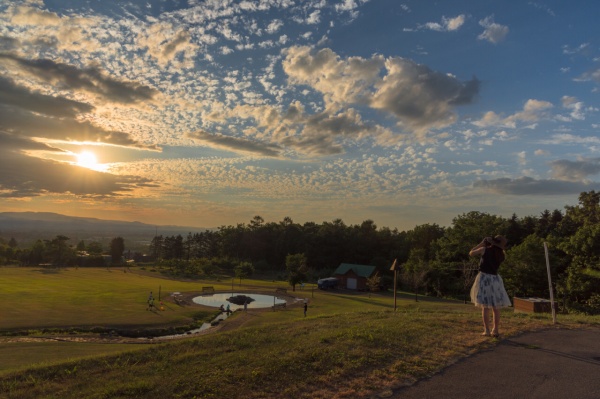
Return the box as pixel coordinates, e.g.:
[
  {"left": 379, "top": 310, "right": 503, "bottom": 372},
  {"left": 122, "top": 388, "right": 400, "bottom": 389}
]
[
  {"left": 0, "top": 267, "right": 240, "bottom": 330},
  {"left": 0, "top": 267, "right": 597, "bottom": 399}
]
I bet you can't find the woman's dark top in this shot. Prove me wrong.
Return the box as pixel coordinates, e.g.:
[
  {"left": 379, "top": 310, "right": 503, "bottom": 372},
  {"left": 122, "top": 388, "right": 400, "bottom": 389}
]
[{"left": 479, "top": 246, "right": 505, "bottom": 275}]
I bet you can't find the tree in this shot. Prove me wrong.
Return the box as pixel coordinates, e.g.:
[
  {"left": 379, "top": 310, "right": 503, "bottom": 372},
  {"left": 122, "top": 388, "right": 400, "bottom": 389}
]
[
  {"left": 502, "top": 234, "right": 554, "bottom": 299},
  {"left": 47, "top": 235, "right": 74, "bottom": 267},
  {"left": 110, "top": 237, "right": 125, "bottom": 264},
  {"left": 286, "top": 253, "right": 308, "bottom": 291},
  {"left": 76, "top": 240, "right": 86, "bottom": 252},
  {"left": 366, "top": 272, "right": 381, "bottom": 297},
  {"left": 28, "top": 240, "right": 46, "bottom": 265},
  {"left": 87, "top": 241, "right": 103, "bottom": 256},
  {"left": 234, "top": 261, "right": 255, "bottom": 286},
  {"left": 401, "top": 254, "right": 431, "bottom": 302},
  {"left": 149, "top": 235, "right": 163, "bottom": 259},
  {"left": 459, "top": 260, "right": 478, "bottom": 304}
]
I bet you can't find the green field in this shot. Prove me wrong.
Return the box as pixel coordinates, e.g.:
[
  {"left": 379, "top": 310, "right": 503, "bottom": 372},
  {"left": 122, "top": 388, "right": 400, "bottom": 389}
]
[{"left": 0, "top": 267, "right": 596, "bottom": 398}]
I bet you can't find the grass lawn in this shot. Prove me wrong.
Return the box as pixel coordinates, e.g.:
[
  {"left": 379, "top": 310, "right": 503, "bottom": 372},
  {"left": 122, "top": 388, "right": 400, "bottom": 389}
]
[
  {"left": 1, "top": 266, "right": 598, "bottom": 398},
  {"left": 0, "top": 266, "right": 237, "bottom": 331}
]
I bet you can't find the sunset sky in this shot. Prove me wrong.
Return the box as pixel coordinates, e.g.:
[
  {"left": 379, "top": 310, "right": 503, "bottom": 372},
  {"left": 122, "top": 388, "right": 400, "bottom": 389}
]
[{"left": 1, "top": 0, "right": 599, "bottom": 231}]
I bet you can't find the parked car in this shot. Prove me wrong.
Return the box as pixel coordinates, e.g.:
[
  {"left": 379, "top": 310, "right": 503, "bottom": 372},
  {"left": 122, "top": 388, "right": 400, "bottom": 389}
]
[{"left": 317, "top": 277, "right": 339, "bottom": 290}]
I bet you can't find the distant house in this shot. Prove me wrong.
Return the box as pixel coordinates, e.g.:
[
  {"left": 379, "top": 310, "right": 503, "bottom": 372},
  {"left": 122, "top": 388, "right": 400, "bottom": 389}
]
[{"left": 333, "top": 263, "right": 376, "bottom": 290}]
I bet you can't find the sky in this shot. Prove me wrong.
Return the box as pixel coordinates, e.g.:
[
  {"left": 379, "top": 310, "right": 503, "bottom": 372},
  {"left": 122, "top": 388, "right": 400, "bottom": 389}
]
[{"left": 1, "top": 0, "right": 599, "bottom": 232}]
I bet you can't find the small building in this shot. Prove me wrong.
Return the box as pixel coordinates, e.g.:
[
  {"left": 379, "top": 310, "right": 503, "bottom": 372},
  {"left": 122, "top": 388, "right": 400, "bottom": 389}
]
[{"left": 333, "top": 263, "right": 376, "bottom": 290}]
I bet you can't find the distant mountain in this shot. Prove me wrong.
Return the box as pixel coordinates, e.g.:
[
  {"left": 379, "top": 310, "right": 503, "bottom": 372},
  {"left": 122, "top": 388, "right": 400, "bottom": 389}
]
[{"left": 0, "top": 212, "right": 210, "bottom": 249}]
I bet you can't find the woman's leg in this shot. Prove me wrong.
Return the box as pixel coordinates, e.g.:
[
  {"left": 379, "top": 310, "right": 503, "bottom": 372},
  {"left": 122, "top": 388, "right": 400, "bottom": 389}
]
[
  {"left": 481, "top": 307, "right": 490, "bottom": 335},
  {"left": 491, "top": 307, "right": 500, "bottom": 336}
]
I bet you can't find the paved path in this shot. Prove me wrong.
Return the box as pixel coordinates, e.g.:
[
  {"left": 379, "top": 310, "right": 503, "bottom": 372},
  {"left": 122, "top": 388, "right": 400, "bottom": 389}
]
[{"left": 393, "top": 327, "right": 600, "bottom": 399}]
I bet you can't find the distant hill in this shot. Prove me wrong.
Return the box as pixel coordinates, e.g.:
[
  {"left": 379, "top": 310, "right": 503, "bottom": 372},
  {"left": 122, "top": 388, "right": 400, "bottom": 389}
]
[{"left": 0, "top": 212, "right": 210, "bottom": 250}]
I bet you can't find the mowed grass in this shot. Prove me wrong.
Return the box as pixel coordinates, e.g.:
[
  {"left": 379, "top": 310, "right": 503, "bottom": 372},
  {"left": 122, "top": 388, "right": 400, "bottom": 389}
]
[
  {"left": 1, "top": 266, "right": 597, "bottom": 398},
  {"left": 0, "top": 266, "right": 253, "bottom": 331}
]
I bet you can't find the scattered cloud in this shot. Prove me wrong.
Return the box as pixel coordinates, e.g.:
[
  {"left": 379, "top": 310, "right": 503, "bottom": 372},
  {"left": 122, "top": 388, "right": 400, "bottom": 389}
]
[
  {"left": 550, "top": 158, "right": 600, "bottom": 181},
  {"left": 473, "top": 176, "right": 598, "bottom": 195},
  {"left": 422, "top": 14, "right": 466, "bottom": 32},
  {"left": 473, "top": 99, "right": 553, "bottom": 128},
  {"left": 478, "top": 16, "right": 509, "bottom": 44},
  {"left": 186, "top": 130, "right": 283, "bottom": 157}
]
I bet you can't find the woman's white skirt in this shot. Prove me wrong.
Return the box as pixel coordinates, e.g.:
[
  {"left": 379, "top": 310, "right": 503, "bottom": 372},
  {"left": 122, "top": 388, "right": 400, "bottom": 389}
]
[{"left": 470, "top": 272, "right": 512, "bottom": 308}]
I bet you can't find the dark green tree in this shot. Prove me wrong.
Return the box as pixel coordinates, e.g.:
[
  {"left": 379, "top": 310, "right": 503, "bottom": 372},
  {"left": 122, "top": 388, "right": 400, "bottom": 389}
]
[
  {"left": 47, "top": 235, "right": 74, "bottom": 266},
  {"left": 234, "top": 261, "right": 255, "bottom": 286},
  {"left": 286, "top": 253, "right": 308, "bottom": 291},
  {"left": 110, "top": 237, "right": 125, "bottom": 264},
  {"left": 87, "top": 241, "right": 103, "bottom": 255}
]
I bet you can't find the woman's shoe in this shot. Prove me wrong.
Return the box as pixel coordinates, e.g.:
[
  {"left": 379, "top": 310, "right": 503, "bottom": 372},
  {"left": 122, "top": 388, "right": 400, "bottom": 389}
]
[
  {"left": 491, "top": 330, "right": 499, "bottom": 338},
  {"left": 482, "top": 330, "right": 490, "bottom": 336}
]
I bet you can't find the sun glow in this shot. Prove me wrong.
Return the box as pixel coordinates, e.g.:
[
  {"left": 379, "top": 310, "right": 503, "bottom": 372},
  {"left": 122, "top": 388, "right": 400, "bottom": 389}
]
[{"left": 76, "top": 151, "right": 100, "bottom": 170}]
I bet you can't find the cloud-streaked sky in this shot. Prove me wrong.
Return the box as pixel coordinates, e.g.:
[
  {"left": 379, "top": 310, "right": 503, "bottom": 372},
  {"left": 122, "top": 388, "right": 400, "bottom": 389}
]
[{"left": 1, "top": 0, "right": 599, "bottom": 230}]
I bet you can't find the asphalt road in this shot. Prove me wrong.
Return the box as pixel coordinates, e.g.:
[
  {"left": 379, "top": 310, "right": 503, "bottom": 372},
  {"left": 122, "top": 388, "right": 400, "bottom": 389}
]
[{"left": 393, "top": 327, "right": 600, "bottom": 399}]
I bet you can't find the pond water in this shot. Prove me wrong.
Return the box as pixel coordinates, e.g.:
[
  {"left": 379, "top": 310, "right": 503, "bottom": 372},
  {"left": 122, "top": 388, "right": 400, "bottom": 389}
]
[{"left": 192, "top": 292, "right": 286, "bottom": 310}]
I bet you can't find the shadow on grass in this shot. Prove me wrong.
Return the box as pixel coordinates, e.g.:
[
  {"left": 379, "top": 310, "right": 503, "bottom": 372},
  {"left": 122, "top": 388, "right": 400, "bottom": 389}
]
[
  {"left": 33, "top": 268, "right": 63, "bottom": 274},
  {"left": 322, "top": 290, "right": 471, "bottom": 314}
]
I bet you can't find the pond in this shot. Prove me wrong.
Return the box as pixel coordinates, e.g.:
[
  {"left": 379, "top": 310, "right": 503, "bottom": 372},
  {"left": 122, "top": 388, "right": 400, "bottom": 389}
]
[{"left": 192, "top": 292, "right": 286, "bottom": 310}]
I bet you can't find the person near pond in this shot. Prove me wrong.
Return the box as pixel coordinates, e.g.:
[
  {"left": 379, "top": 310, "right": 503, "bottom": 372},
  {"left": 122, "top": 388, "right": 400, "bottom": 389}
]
[
  {"left": 147, "top": 292, "right": 154, "bottom": 311},
  {"left": 219, "top": 304, "right": 225, "bottom": 313},
  {"left": 303, "top": 301, "right": 307, "bottom": 317},
  {"left": 226, "top": 303, "right": 231, "bottom": 315},
  {"left": 469, "top": 235, "right": 511, "bottom": 337}
]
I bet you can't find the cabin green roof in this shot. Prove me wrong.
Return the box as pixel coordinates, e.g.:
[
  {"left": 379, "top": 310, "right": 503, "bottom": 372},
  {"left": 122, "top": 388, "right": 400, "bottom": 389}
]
[{"left": 334, "top": 263, "right": 376, "bottom": 278}]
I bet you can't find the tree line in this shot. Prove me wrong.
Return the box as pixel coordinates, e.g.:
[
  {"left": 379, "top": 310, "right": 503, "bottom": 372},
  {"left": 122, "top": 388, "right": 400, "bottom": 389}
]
[{"left": 2, "top": 191, "right": 599, "bottom": 314}]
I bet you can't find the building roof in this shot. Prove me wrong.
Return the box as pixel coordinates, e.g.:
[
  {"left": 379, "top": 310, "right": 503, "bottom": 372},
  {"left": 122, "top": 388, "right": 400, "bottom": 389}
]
[{"left": 334, "top": 263, "right": 376, "bottom": 278}]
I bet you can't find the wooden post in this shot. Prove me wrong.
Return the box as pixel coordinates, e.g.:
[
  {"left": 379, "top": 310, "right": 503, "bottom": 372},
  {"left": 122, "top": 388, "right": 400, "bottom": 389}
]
[
  {"left": 390, "top": 259, "right": 398, "bottom": 312},
  {"left": 543, "top": 242, "right": 557, "bottom": 324}
]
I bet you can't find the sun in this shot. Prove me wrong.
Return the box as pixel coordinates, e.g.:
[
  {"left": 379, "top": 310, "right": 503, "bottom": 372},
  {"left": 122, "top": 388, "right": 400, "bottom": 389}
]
[{"left": 76, "top": 151, "right": 99, "bottom": 169}]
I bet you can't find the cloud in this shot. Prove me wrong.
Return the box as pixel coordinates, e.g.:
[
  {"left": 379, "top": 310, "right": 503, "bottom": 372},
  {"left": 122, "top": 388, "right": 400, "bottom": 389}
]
[
  {"left": 0, "top": 53, "right": 159, "bottom": 105},
  {"left": 473, "top": 99, "right": 553, "bottom": 128},
  {"left": 282, "top": 46, "right": 384, "bottom": 110},
  {"left": 371, "top": 58, "right": 479, "bottom": 134},
  {"left": 560, "top": 96, "right": 585, "bottom": 120},
  {"left": 0, "top": 75, "right": 159, "bottom": 151},
  {"left": 186, "top": 130, "right": 283, "bottom": 157},
  {"left": 283, "top": 46, "right": 479, "bottom": 137},
  {"left": 7, "top": 4, "right": 101, "bottom": 53},
  {"left": 473, "top": 176, "right": 598, "bottom": 195},
  {"left": 478, "top": 16, "right": 509, "bottom": 44},
  {"left": 539, "top": 133, "right": 600, "bottom": 146},
  {"left": 575, "top": 67, "right": 600, "bottom": 84},
  {"left": 550, "top": 158, "right": 600, "bottom": 181},
  {"left": 0, "top": 75, "right": 94, "bottom": 117},
  {"left": 209, "top": 102, "right": 380, "bottom": 156},
  {"left": 281, "top": 109, "right": 372, "bottom": 155},
  {"left": 9, "top": 4, "right": 62, "bottom": 26},
  {"left": 422, "top": 15, "right": 466, "bottom": 32},
  {"left": 0, "top": 132, "right": 156, "bottom": 198},
  {"left": 136, "top": 22, "right": 199, "bottom": 66}
]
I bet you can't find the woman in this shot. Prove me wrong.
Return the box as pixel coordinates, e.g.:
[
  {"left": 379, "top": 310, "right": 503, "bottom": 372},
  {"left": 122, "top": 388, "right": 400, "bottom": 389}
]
[{"left": 469, "top": 235, "right": 511, "bottom": 337}]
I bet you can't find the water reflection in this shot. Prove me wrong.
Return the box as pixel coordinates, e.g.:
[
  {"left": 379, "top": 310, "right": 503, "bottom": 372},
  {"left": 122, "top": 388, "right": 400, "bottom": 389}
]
[{"left": 192, "top": 292, "right": 286, "bottom": 310}]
